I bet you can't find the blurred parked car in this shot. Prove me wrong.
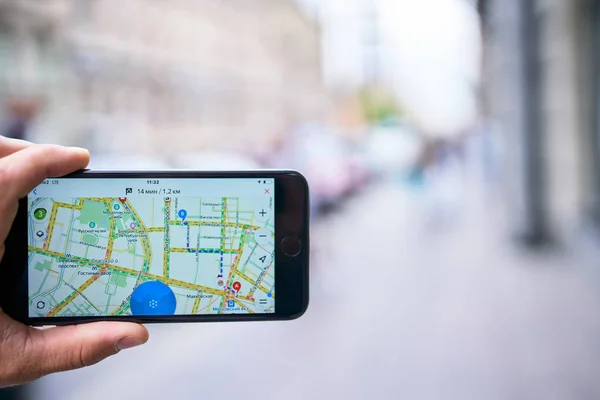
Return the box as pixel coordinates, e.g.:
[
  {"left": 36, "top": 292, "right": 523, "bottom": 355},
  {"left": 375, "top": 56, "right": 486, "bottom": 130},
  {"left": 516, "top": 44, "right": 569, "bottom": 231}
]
[
  {"left": 89, "top": 154, "right": 172, "bottom": 169},
  {"left": 343, "top": 141, "right": 371, "bottom": 195},
  {"left": 365, "top": 124, "right": 423, "bottom": 179},
  {"left": 271, "top": 124, "right": 368, "bottom": 215},
  {"left": 172, "top": 151, "right": 262, "bottom": 170}
]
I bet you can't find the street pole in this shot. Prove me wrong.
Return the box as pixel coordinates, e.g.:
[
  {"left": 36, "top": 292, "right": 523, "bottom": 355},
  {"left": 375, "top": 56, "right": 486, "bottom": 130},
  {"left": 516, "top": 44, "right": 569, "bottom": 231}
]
[{"left": 519, "top": 0, "right": 551, "bottom": 246}]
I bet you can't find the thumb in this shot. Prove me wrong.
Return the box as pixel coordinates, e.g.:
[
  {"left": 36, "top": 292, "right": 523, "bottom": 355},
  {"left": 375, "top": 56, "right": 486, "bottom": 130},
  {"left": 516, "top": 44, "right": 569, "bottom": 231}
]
[{"left": 22, "top": 322, "right": 148, "bottom": 381}]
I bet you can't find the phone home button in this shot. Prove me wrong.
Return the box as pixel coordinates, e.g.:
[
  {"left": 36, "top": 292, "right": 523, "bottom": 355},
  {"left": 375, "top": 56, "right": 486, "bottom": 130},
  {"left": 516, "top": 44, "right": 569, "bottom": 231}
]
[{"left": 281, "top": 236, "right": 302, "bottom": 257}]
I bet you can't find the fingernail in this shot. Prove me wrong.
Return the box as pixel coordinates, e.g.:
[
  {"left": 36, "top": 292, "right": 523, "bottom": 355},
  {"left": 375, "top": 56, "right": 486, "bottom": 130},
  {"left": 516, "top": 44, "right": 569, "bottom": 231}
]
[{"left": 115, "top": 336, "right": 145, "bottom": 351}]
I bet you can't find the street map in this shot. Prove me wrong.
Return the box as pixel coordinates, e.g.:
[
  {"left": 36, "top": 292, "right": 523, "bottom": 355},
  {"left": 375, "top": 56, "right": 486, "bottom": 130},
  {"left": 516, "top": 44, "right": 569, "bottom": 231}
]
[{"left": 27, "top": 186, "right": 275, "bottom": 317}]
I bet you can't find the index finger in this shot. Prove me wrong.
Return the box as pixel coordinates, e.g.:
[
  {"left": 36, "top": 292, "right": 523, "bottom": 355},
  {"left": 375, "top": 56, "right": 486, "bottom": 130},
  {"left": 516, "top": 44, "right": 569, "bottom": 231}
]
[
  {"left": 0, "top": 136, "right": 34, "bottom": 158},
  {"left": 0, "top": 144, "right": 89, "bottom": 199}
]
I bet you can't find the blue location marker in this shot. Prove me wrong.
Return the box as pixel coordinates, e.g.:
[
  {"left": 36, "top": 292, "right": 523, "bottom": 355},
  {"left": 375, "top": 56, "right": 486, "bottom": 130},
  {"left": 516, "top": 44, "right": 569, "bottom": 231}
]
[
  {"left": 178, "top": 209, "right": 187, "bottom": 223},
  {"left": 130, "top": 281, "right": 177, "bottom": 316}
]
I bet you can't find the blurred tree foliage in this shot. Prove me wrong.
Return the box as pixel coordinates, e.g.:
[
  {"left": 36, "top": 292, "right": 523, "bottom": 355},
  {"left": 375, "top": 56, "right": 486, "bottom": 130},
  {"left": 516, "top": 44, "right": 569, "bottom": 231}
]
[{"left": 358, "top": 86, "right": 403, "bottom": 124}]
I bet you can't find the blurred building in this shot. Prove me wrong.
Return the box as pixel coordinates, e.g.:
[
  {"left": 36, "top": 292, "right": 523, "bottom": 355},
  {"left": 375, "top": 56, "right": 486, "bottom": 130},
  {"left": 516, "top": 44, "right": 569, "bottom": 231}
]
[
  {"left": 293, "top": 0, "right": 386, "bottom": 91},
  {"left": 0, "top": 0, "right": 325, "bottom": 156},
  {"left": 480, "top": 0, "right": 600, "bottom": 244},
  {"left": 292, "top": 0, "right": 386, "bottom": 136}
]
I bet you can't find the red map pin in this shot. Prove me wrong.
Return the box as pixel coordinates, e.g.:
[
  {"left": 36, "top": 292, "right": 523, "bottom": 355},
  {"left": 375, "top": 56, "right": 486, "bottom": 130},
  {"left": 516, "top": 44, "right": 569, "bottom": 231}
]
[
  {"left": 118, "top": 197, "right": 127, "bottom": 203},
  {"left": 232, "top": 281, "right": 241, "bottom": 292}
]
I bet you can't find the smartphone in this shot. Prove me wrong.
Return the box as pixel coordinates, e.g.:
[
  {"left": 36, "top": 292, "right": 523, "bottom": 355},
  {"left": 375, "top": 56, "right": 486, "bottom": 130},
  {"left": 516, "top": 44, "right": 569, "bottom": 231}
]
[{"left": 0, "top": 170, "right": 309, "bottom": 325}]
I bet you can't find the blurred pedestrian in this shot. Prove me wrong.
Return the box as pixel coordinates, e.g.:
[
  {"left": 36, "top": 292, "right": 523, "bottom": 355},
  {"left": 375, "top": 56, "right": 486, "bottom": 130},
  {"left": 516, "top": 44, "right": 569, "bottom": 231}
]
[{"left": 2, "top": 98, "right": 41, "bottom": 141}]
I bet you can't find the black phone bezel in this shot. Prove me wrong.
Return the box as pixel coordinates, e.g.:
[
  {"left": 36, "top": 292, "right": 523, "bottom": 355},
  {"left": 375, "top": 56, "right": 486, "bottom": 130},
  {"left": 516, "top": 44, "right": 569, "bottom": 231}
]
[{"left": 0, "top": 170, "right": 309, "bottom": 325}]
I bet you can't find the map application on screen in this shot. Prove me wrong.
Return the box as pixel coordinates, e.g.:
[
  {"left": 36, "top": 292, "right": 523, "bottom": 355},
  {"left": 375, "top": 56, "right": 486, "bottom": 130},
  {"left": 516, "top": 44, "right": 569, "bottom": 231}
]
[{"left": 27, "top": 178, "right": 275, "bottom": 317}]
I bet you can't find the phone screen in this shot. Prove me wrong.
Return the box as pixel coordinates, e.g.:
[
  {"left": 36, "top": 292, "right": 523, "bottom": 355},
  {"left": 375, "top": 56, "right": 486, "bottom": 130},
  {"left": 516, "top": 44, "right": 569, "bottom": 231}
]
[{"left": 27, "top": 178, "right": 275, "bottom": 318}]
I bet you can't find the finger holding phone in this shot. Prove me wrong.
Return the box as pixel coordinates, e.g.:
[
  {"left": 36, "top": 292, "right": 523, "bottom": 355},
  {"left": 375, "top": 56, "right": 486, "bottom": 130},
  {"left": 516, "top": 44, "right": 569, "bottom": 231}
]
[{"left": 0, "top": 136, "right": 149, "bottom": 388}]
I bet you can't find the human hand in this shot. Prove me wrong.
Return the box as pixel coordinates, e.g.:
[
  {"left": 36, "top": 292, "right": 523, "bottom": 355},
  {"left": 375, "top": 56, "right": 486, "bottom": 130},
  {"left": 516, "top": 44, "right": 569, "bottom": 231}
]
[{"left": 0, "top": 137, "right": 149, "bottom": 387}]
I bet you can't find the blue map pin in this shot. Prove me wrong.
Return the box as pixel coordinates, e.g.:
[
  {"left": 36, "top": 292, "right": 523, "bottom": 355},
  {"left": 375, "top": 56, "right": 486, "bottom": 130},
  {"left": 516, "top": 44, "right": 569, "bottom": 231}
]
[{"left": 178, "top": 209, "right": 187, "bottom": 222}]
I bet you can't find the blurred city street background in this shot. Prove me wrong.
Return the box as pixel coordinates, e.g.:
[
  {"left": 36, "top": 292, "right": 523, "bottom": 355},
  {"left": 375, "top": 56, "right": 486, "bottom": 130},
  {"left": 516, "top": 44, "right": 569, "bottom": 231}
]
[{"left": 1, "top": 0, "right": 600, "bottom": 399}]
